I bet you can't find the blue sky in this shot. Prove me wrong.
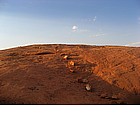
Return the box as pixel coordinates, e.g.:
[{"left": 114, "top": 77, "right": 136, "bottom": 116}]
[{"left": 0, "top": 0, "right": 140, "bottom": 49}]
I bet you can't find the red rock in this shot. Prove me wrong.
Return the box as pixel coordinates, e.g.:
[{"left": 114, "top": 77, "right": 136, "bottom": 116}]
[{"left": 0, "top": 44, "right": 140, "bottom": 104}]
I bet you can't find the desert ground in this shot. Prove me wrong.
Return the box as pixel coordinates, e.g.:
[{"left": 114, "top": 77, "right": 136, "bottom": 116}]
[{"left": 0, "top": 44, "right": 140, "bottom": 104}]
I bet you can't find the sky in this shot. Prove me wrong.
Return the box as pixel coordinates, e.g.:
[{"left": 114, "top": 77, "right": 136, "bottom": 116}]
[{"left": 0, "top": 0, "right": 140, "bottom": 50}]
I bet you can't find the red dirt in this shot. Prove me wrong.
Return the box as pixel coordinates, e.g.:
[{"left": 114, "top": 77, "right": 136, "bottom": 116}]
[{"left": 0, "top": 44, "right": 140, "bottom": 104}]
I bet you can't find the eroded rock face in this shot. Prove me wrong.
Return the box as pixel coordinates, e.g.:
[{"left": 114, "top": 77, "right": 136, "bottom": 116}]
[{"left": 0, "top": 44, "right": 140, "bottom": 104}]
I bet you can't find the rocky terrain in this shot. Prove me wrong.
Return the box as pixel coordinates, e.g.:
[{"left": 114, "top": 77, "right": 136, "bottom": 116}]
[{"left": 0, "top": 44, "right": 140, "bottom": 104}]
